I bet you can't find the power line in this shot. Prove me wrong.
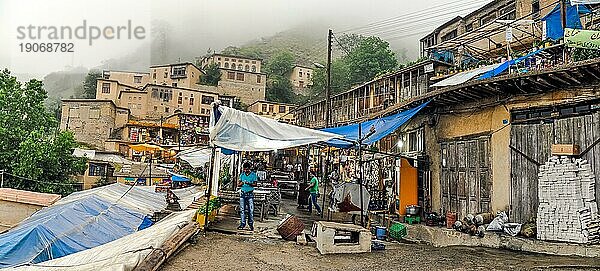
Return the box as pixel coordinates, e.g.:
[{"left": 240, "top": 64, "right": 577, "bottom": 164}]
[
  {"left": 2, "top": 171, "right": 82, "bottom": 186},
  {"left": 339, "top": 0, "right": 490, "bottom": 33}
]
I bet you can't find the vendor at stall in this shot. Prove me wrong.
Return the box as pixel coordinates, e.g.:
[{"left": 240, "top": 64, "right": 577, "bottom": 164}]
[{"left": 238, "top": 162, "right": 257, "bottom": 231}]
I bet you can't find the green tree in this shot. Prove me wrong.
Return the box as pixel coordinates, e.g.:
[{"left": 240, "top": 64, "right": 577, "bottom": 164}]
[
  {"left": 266, "top": 75, "right": 294, "bottom": 103},
  {"left": 345, "top": 36, "right": 397, "bottom": 84},
  {"left": 199, "top": 63, "right": 221, "bottom": 86},
  {"left": 76, "top": 70, "right": 101, "bottom": 99},
  {"left": 0, "top": 69, "right": 86, "bottom": 195},
  {"left": 266, "top": 51, "right": 295, "bottom": 76},
  {"left": 310, "top": 59, "right": 352, "bottom": 98}
]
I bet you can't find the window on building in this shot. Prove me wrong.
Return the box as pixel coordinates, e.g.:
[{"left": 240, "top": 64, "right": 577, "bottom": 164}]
[
  {"left": 134, "top": 76, "right": 142, "bottom": 83},
  {"left": 279, "top": 105, "right": 286, "bottom": 113},
  {"left": 237, "top": 64, "right": 242, "bottom": 70},
  {"left": 262, "top": 104, "right": 268, "bottom": 112},
  {"left": 307, "top": 73, "right": 310, "bottom": 79},
  {"left": 227, "top": 71, "right": 235, "bottom": 80},
  {"left": 102, "top": 71, "right": 110, "bottom": 79},
  {"left": 178, "top": 96, "right": 182, "bottom": 104},
  {"left": 245, "top": 65, "right": 249, "bottom": 71},
  {"left": 441, "top": 29, "right": 457, "bottom": 42},
  {"left": 154, "top": 106, "right": 158, "bottom": 111},
  {"left": 225, "top": 58, "right": 229, "bottom": 61},
  {"left": 202, "top": 95, "right": 214, "bottom": 105},
  {"left": 172, "top": 82, "right": 177, "bottom": 87},
  {"left": 89, "top": 109, "right": 100, "bottom": 119},
  {"left": 218, "top": 57, "right": 221, "bottom": 60},
  {"left": 102, "top": 83, "right": 110, "bottom": 93},
  {"left": 466, "top": 23, "right": 473, "bottom": 32},
  {"left": 299, "top": 71, "right": 303, "bottom": 77},
  {"left": 218, "top": 62, "right": 222, "bottom": 67},
  {"left": 151, "top": 88, "right": 159, "bottom": 98},
  {"left": 153, "top": 73, "right": 156, "bottom": 79},
  {"left": 256, "top": 75, "right": 261, "bottom": 83},
  {"left": 165, "top": 107, "right": 169, "bottom": 113},
  {"left": 299, "top": 81, "right": 304, "bottom": 88},
  {"left": 190, "top": 97, "right": 194, "bottom": 105},
  {"left": 225, "top": 63, "right": 230, "bottom": 69},
  {"left": 236, "top": 73, "right": 244, "bottom": 81},
  {"left": 232, "top": 59, "right": 236, "bottom": 62},
  {"left": 500, "top": 4, "right": 516, "bottom": 20},
  {"left": 532, "top": 1, "right": 540, "bottom": 19},
  {"left": 251, "top": 65, "right": 256, "bottom": 72},
  {"left": 172, "top": 66, "right": 186, "bottom": 77},
  {"left": 88, "top": 163, "right": 106, "bottom": 176},
  {"left": 480, "top": 12, "right": 496, "bottom": 26},
  {"left": 245, "top": 60, "right": 249, "bottom": 63},
  {"left": 252, "top": 60, "right": 256, "bottom": 64},
  {"left": 164, "top": 72, "right": 168, "bottom": 78}
]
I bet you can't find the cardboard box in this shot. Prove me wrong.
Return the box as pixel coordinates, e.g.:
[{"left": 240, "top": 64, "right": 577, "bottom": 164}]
[{"left": 552, "top": 144, "right": 580, "bottom": 156}]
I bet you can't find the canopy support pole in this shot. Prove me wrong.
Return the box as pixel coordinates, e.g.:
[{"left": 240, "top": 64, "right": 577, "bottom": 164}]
[
  {"left": 358, "top": 124, "right": 365, "bottom": 227},
  {"left": 321, "top": 146, "right": 331, "bottom": 219},
  {"left": 204, "top": 146, "right": 217, "bottom": 233}
]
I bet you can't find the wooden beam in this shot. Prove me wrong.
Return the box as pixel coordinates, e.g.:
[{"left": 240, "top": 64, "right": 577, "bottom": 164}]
[
  {"left": 548, "top": 73, "right": 570, "bottom": 86},
  {"left": 560, "top": 71, "right": 581, "bottom": 84},
  {"left": 135, "top": 223, "right": 199, "bottom": 271}
]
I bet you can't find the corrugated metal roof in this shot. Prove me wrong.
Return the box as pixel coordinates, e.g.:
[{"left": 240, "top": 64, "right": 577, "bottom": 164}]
[{"left": 0, "top": 188, "right": 61, "bottom": 207}]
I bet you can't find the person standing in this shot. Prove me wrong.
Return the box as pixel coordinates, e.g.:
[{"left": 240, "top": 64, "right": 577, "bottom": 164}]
[
  {"left": 305, "top": 168, "right": 322, "bottom": 216},
  {"left": 238, "top": 162, "right": 257, "bottom": 231}
]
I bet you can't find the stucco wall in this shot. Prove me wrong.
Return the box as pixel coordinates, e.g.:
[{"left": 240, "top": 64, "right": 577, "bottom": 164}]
[{"left": 0, "top": 201, "right": 43, "bottom": 231}]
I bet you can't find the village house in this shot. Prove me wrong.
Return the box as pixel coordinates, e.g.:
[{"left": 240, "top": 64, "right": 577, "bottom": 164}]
[
  {"left": 247, "top": 100, "right": 297, "bottom": 124},
  {"left": 296, "top": 0, "right": 600, "bottom": 223},
  {"left": 198, "top": 53, "right": 267, "bottom": 105},
  {"left": 290, "top": 65, "right": 314, "bottom": 94}
]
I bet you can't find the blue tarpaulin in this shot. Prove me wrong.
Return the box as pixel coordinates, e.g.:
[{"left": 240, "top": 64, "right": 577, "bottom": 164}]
[
  {"left": 478, "top": 48, "right": 545, "bottom": 80},
  {"left": 170, "top": 171, "right": 191, "bottom": 182},
  {"left": 0, "top": 196, "right": 149, "bottom": 268},
  {"left": 542, "top": 3, "right": 590, "bottom": 40},
  {"left": 321, "top": 101, "right": 430, "bottom": 148}
]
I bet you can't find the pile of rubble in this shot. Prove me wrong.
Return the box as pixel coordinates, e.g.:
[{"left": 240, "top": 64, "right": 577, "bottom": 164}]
[{"left": 537, "top": 156, "right": 600, "bottom": 244}]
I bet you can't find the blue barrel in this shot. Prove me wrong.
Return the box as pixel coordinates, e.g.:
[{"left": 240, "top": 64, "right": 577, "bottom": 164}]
[{"left": 376, "top": 226, "right": 386, "bottom": 240}]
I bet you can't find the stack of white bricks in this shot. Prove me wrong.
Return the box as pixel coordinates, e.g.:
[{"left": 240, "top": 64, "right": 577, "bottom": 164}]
[{"left": 537, "top": 156, "right": 600, "bottom": 244}]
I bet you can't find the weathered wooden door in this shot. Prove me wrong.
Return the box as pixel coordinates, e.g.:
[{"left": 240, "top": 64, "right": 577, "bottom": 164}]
[
  {"left": 440, "top": 137, "right": 491, "bottom": 219},
  {"left": 510, "top": 112, "right": 600, "bottom": 222}
]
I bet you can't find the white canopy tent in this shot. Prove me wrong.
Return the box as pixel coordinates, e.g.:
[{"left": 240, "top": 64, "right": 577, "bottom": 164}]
[{"left": 209, "top": 105, "right": 342, "bottom": 151}]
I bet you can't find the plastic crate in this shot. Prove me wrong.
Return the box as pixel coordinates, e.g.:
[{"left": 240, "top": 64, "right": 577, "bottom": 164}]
[{"left": 389, "top": 222, "right": 407, "bottom": 240}]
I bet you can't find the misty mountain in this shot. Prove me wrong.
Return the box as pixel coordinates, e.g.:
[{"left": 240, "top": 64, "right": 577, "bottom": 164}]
[{"left": 42, "top": 66, "right": 88, "bottom": 100}]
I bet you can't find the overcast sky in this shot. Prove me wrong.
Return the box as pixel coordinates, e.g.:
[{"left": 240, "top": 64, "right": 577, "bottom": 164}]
[{"left": 0, "top": 0, "right": 491, "bottom": 81}]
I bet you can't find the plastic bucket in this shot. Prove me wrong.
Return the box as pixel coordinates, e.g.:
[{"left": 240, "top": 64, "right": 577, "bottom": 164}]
[{"left": 376, "top": 226, "right": 387, "bottom": 240}]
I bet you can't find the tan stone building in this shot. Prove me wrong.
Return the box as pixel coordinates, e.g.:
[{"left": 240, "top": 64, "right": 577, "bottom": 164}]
[
  {"left": 199, "top": 53, "right": 263, "bottom": 73},
  {"left": 149, "top": 63, "right": 204, "bottom": 89},
  {"left": 290, "top": 65, "right": 313, "bottom": 89},
  {"left": 247, "top": 100, "right": 296, "bottom": 123},
  {"left": 0, "top": 189, "right": 60, "bottom": 231}
]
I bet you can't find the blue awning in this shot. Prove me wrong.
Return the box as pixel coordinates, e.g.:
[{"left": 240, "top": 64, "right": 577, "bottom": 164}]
[
  {"left": 541, "top": 3, "right": 590, "bottom": 40},
  {"left": 321, "top": 101, "right": 430, "bottom": 148},
  {"left": 478, "top": 48, "right": 544, "bottom": 80},
  {"left": 170, "top": 171, "right": 191, "bottom": 182}
]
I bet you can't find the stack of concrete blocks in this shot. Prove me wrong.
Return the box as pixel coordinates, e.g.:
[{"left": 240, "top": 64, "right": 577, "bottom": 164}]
[
  {"left": 537, "top": 156, "right": 600, "bottom": 244},
  {"left": 314, "top": 221, "right": 371, "bottom": 254}
]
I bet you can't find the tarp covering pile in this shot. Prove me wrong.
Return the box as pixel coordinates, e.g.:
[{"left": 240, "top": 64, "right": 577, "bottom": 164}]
[
  {"left": 321, "top": 101, "right": 430, "bottom": 148},
  {"left": 9, "top": 210, "right": 196, "bottom": 271},
  {"left": 430, "top": 63, "right": 501, "bottom": 87},
  {"left": 541, "top": 3, "right": 590, "bottom": 40},
  {"left": 209, "top": 106, "right": 341, "bottom": 151},
  {"left": 176, "top": 147, "right": 212, "bottom": 168},
  {"left": 0, "top": 183, "right": 166, "bottom": 268}
]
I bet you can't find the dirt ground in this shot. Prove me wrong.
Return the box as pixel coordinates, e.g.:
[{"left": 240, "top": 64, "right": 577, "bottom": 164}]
[{"left": 161, "top": 232, "right": 600, "bottom": 271}]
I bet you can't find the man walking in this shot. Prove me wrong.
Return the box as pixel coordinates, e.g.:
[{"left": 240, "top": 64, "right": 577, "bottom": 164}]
[
  {"left": 305, "top": 168, "right": 322, "bottom": 216},
  {"left": 238, "top": 162, "right": 257, "bottom": 231}
]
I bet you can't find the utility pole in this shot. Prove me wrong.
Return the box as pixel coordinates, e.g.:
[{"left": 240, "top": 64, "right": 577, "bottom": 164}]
[
  {"left": 1, "top": 170, "right": 4, "bottom": 188},
  {"left": 325, "top": 29, "right": 333, "bottom": 128},
  {"left": 560, "top": 0, "right": 567, "bottom": 30}
]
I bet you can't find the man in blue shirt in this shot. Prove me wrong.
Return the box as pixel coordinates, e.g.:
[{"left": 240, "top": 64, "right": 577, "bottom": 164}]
[{"left": 238, "top": 162, "right": 257, "bottom": 231}]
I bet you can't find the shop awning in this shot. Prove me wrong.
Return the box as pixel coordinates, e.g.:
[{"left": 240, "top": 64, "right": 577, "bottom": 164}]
[
  {"left": 321, "top": 101, "right": 430, "bottom": 148},
  {"left": 209, "top": 106, "right": 341, "bottom": 151},
  {"left": 176, "top": 147, "right": 212, "bottom": 168}
]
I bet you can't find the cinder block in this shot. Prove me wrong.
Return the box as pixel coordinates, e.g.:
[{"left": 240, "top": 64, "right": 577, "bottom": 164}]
[{"left": 314, "top": 221, "right": 371, "bottom": 254}]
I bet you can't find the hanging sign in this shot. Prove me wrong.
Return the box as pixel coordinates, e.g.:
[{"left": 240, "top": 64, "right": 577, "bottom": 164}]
[
  {"left": 506, "top": 26, "right": 513, "bottom": 42},
  {"left": 564, "top": 28, "right": 600, "bottom": 50}
]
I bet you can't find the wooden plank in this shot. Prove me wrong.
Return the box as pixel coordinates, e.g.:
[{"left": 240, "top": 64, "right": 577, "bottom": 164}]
[{"left": 135, "top": 223, "right": 199, "bottom": 271}]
